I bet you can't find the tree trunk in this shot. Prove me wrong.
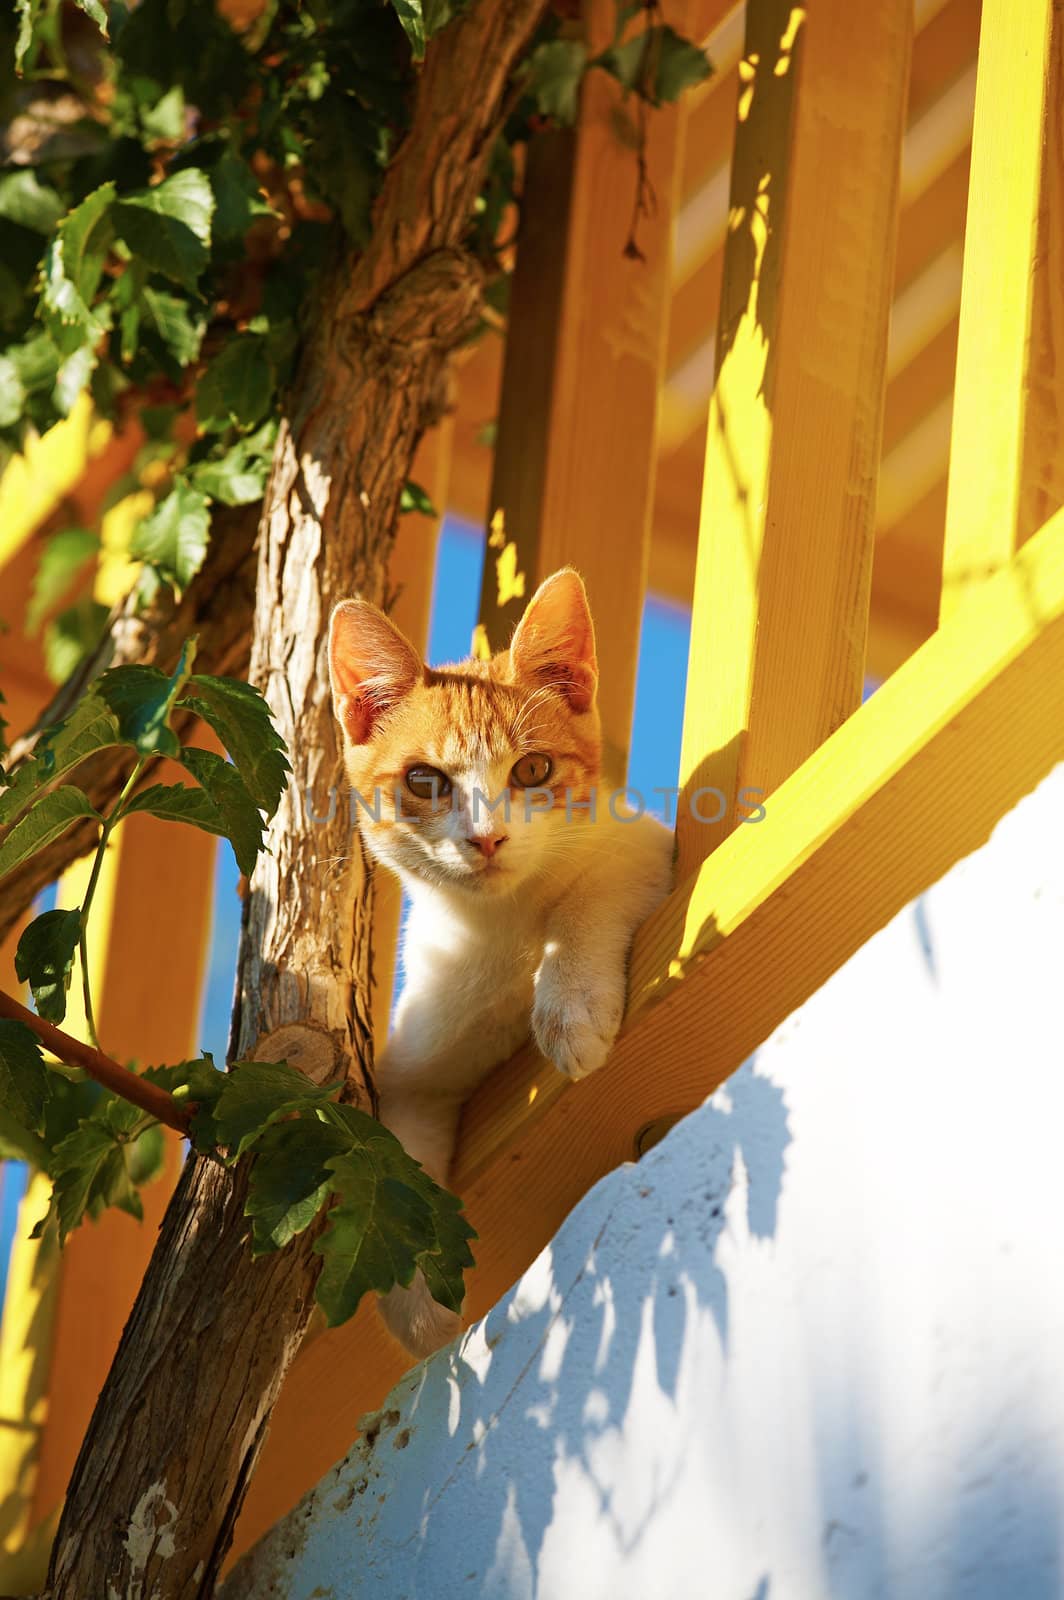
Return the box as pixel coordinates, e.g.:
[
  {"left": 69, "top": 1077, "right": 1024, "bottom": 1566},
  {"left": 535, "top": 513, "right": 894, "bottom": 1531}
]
[{"left": 40, "top": 3, "right": 546, "bottom": 1595}]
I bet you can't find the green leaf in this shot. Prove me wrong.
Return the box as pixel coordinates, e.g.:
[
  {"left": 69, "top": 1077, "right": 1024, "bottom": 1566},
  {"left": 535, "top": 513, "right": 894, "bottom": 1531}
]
[
  {"left": 0, "top": 787, "right": 100, "bottom": 881},
  {"left": 38, "top": 185, "right": 116, "bottom": 358},
  {"left": 43, "top": 598, "right": 109, "bottom": 683},
  {"left": 113, "top": 170, "right": 214, "bottom": 293},
  {"left": 0, "top": 1019, "right": 51, "bottom": 1137},
  {"left": 48, "top": 1095, "right": 153, "bottom": 1243},
  {"left": 314, "top": 1149, "right": 434, "bottom": 1325},
  {"left": 189, "top": 426, "right": 273, "bottom": 505},
  {"left": 0, "top": 171, "right": 65, "bottom": 233},
  {"left": 525, "top": 39, "right": 588, "bottom": 126},
  {"left": 0, "top": 354, "right": 25, "bottom": 429},
  {"left": 207, "top": 1057, "right": 339, "bottom": 1160},
  {"left": 15, "top": 909, "right": 82, "bottom": 1025},
  {"left": 313, "top": 1105, "right": 476, "bottom": 1326},
  {"left": 390, "top": 0, "right": 425, "bottom": 59},
  {"left": 195, "top": 335, "right": 273, "bottom": 430},
  {"left": 179, "top": 672, "right": 289, "bottom": 815},
  {"left": 15, "top": 0, "right": 42, "bottom": 73},
  {"left": 130, "top": 479, "right": 210, "bottom": 592},
  {"left": 54, "top": 344, "right": 101, "bottom": 416},
  {"left": 245, "top": 1117, "right": 350, "bottom": 1255},
  {"left": 596, "top": 25, "right": 711, "bottom": 105},
  {"left": 94, "top": 638, "right": 197, "bottom": 759},
  {"left": 139, "top": 287, "right": 206, "bottom": 370},
  {"left": 73, "top": 0, "right": 108, "bottom": 38},
  {"left": 210, "top": 153, "right": 274, "bottom": 244},
  {"left": 177, "top": 747, "right": 265, "bottom": 875},
  {"left": 399, "top": 480, "right": 437, "bottom": 518},
  {"left": 26, "top": 527, "right": 100, "bottom": 634},
  {"left": 143, "top": 1055, "right": 226, "bottom": 1150}
]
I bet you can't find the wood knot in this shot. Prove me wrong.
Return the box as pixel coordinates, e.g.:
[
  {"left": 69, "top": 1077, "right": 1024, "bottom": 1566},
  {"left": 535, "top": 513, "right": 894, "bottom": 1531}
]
[{"left": 252, "top": 1023, "right": 344, "bottom": 1085}]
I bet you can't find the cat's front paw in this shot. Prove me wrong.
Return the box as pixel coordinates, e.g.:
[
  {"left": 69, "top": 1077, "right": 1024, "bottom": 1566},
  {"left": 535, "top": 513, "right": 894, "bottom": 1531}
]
[{"left": 532, "top": 980, "right": 623, "bottom": 1081}]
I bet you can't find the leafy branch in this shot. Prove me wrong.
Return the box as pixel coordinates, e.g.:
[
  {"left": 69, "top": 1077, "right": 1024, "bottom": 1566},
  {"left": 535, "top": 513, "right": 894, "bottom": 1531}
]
[{"left": 0, "top": 647, "right": 475, "bottom": 1326}]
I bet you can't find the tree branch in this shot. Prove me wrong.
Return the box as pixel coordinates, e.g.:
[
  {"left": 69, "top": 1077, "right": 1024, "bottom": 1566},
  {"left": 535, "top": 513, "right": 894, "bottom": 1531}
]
[{"left": 0, "top": 988, "right": 192, "bottom": 1135}]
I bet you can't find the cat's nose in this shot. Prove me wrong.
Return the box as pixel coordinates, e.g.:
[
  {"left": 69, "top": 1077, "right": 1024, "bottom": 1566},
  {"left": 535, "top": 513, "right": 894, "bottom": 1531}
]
[{"left": 467, "top": 833, "right": 508, "bottom": 858}]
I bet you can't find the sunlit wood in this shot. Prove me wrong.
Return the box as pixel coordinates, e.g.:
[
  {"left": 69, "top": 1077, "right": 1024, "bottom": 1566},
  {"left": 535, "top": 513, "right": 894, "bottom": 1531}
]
[
  {"left": 941, "top": 0, "right": 1061, "bottom": 616},
  {"left": 675, "top": 0, "right": 912, "bottom": 876}
]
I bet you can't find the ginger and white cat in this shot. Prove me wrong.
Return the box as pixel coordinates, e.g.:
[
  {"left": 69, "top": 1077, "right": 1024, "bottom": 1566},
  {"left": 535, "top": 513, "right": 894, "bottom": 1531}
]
[{"left": 328, "top": 567, "right": 673, "bottom": 1357}]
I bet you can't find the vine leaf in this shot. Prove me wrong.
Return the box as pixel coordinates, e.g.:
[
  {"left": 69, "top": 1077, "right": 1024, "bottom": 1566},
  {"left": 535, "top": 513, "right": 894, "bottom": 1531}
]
[
  {"left": 313, "top": 1105, "right": 476, "bottom": 1326},
  {"left": 73, "top": 0, "right": 108, "bottom": 40},
  {"left": 130, "top": 479, "right": 211, "bottom": 593},
  {"left": 205, "top": 1059, "right": 339, "bottom": 1160},
  {"left": 390, "top": 0, "right": 426, "bottom": 60},
  {"left": 0, "top": 170, "right": 65, "bottom": 233},
  {"left": 94, "top": 637, "right": 198, "bottom": 759},
  {"left": 597, "top": 25, "right": 712, "bottom": 105},
  {"left": 179, "top": 671, "right": 290, "bottom": 816},
  {"left": 245, "top": 1118, "right": 349, "bottom": 1256},
  {"left": 45, "top": 1098, "right": 164, "bottom": 1244},
  {"left": 399, "top": 480, "right": 437, "bottom": 518},
  {"left": 15, "top": 908, "right": 82, "bottom": 1024},
  {"left": 189, "top": 422, "right": 275, "bottom": 506},
  {"left": 139, "top": 288, "right": 206, "bottom": 372},
  {"left": 525, "top": 39, "right": 588, "bottom": 126},
  {"left": 0, "top": 787, "right": 101, "bottom": 880},
  {"left": 195, "top": 334, "right": 273, "bottom": 430},
  {"left": 176, "top": 748, "right": 265, "bottom": 875},
  {"left": 26, "top": 527, "right": 101, "bottom": 634},
  {"left": 0, "top": 1018, "right": 51, "bottom": 1137},
  {"left": 38, "top": 184, "right": 116, "bottom": 358},
  {"left": 113, "top": 170, "right": 215, "bottom": 293}
]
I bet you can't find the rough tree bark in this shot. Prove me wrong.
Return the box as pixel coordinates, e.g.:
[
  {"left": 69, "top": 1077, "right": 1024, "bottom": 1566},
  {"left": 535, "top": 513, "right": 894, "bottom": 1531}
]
[{"left": 40, "top": 2, "right": 547, "bottom": 1595}]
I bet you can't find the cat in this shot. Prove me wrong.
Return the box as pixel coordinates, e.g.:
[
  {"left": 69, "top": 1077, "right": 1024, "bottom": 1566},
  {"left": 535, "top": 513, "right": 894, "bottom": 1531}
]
[{"left": 328, "top": 567, "right": 674, "bottom": 1358}]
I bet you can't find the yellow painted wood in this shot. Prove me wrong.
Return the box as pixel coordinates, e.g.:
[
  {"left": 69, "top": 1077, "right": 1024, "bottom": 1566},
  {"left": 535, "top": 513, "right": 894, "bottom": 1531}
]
[
  {"left": 676, "top": 0, "right": 913, "bottom": 878},
  {"left": 231, "top": 505, "right": 1064, "bottom": 1558},
  {"left": 370, "top": 417, "right": 455, "bottom": 1046},
  {"left": 456, "top": 502, "right": 1064, "bottom": 1185},
  {"left": 476, "top": 0, "right": 689, "bottom": 780},
  {"left": 941, "top": 0, "right": 1058, "bottom": 618},
  {"left": 0, "top": 398, "right": 103, "bottom": 567},
  {"left": 0, "top": 1172, "right": 60, "bottom": 1592},
  {"left": 27, "top": 813, "right": 214, "bottom": 1533}
]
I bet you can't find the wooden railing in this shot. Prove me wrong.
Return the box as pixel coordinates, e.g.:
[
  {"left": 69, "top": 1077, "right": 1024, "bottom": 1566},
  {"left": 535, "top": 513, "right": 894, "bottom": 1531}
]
[{"left": 2, "top": 0, "right": 1063, "bottom": 1577}]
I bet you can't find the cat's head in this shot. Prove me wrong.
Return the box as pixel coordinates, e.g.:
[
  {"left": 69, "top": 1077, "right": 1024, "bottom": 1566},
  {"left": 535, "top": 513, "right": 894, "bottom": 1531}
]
[{"left": 328, "top": 568, "right": 601, "bottom": 896}]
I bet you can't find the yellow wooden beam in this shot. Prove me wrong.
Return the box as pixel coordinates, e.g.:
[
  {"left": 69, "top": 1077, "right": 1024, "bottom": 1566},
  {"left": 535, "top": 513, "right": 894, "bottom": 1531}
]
[
  {"left": 676, "top": 0, "right": 913, "bottom": 878},
  {"left": 231, "top": 504, "right": 1064, "bottom": 1564},
  {"left": 941, "top": 0, "right": 1060, "bottom": 617},
  {"left": 457, "top": 503, "right": 1064, "bottom": 1184},
  {"left": 475, "top": 0, "right": 688, "bottom": 778}
]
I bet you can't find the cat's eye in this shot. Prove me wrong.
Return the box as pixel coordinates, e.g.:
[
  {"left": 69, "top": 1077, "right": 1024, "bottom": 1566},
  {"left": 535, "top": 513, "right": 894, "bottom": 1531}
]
[
  {"left": 405, "top": 765, "right": 451, "bottom": 801},
  {"left": 510, "top": 753, "right": 553, "bottom": 788}
]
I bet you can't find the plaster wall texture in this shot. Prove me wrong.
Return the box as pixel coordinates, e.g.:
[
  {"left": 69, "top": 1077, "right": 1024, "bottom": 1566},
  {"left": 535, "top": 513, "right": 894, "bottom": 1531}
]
[{"left": 226, "top": 763, "right": 1064, "bottom": 1600}]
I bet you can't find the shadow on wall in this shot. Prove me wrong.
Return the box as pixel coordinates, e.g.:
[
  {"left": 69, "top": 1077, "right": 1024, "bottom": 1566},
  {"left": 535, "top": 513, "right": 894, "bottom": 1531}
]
[{"left": 225, "top": 766, "right": 1064, "bottom": 1600}]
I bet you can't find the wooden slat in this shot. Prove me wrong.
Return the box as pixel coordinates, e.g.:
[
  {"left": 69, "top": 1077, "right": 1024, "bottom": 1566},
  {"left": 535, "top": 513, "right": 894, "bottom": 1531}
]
[
  {"left": 675, "top": 0, "right": 913, "bottom": 879},
  {"left": 941, "top": 0, "right": 1060, "bottom": 617},
  {"left": 475, "top": 0, "right": 687, "bottom": 778},
  {"left": 233, "top": 503, "right": 1064, "bottom": 1565}
]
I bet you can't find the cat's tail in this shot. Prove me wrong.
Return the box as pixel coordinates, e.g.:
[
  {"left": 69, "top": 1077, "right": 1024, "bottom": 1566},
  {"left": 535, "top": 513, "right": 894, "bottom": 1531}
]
[{"left": 377, "top": 1271, "right": 463, "bottom": 1360}]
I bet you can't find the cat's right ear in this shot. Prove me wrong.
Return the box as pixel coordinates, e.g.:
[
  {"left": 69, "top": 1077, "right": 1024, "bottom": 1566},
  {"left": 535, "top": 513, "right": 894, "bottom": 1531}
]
[{"left": 329, "top": 600, "right": 422, "bottom": 744}]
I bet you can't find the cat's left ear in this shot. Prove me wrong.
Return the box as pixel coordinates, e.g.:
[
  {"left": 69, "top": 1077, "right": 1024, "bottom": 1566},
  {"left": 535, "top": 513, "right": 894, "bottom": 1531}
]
[
  {"left": 509, "top": 567, "right": 597, "bottom": 714},
  {"left": 329, "top": 599, "right": 422, "bottom": 744}
]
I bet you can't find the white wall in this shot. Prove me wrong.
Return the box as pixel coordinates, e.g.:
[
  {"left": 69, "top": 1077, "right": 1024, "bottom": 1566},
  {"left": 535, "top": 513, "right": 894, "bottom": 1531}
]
[{"left": 225, "top": 764, "right": 1064, "bottom": 1600}]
